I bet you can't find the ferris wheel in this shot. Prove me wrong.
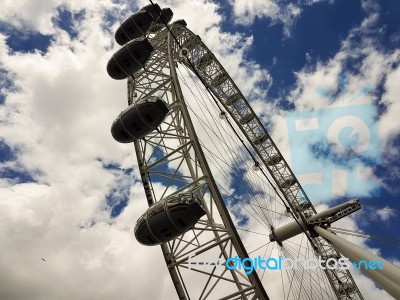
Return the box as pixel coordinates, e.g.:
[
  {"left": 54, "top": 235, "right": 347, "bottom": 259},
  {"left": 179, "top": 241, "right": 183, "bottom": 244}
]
[{"left": 106, "top": 3, "right": 400, "bottom": 300}]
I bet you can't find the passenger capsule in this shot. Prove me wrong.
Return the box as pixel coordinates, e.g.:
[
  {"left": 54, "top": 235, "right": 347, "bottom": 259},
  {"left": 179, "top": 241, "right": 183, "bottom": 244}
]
[
  {"left": 172, "top": 19, "right": 187, "bottom": 27},
  {"left": 265, "top": 154, "right": 282, "bottom": 166},
  {"left": 141, "top": 4, "right": 173, "bottom": 28},
  {"left": 280, "top": 177, "right": 296, "bottom": 189},
  {"left": 195, "top": 53, "right": 214, "bottom": 71},
  {"left": 254, "top": 134, "right": 268, "bottom": 145},
  {"left": 115, "top": 10, "right": 154, "bottom": 45},
  {"left": 239, "top": 113, "right": 256, "bottom": 125},
  {"left": 181, "top": 35, "right": 200, "bottom": 53},
  {"left": 134, "top": 192, "right": 206, "bottom": 246},
  {"left": 171, "top": 19, "right": 187, "bottom": 37},
  {"left": 153, "top": 8, "right": 173, "bottom": 26},
  {"left": 107, "top": 38, "right": 154, "bottom": 80},
  {"left": 226, "top": 93, "right": 241, "bottom": 105},
  {"left": 111, "top": 97, "right": 169, "bottom": 143},
  {"left": 211, "top": 73, "right": 228, "bottom": 87},
  {"left": 147, "top": 8, "right": 174, "bottom": 33},
  {"left": 141, "top": 3, "right": 162, "bottom": 19}
]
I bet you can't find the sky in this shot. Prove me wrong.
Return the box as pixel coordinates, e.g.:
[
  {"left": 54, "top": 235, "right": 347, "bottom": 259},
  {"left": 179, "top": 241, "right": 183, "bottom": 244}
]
[{"left": 0, "top": 0, "right": 399, "bottom": 299}]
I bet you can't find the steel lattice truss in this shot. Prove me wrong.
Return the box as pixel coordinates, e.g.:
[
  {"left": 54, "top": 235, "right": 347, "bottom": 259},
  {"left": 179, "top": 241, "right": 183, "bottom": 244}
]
[
  {"left": 127, "top": 20, "right": 364, "bottom": 300},
  {"left": 130, "top": 28, "right": 267, "bottom": 299}
]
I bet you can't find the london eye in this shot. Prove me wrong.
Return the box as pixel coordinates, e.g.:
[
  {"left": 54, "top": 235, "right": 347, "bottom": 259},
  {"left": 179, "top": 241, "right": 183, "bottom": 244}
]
[{"left": 106, "top": 3, "right": 400, "bottom": 299}]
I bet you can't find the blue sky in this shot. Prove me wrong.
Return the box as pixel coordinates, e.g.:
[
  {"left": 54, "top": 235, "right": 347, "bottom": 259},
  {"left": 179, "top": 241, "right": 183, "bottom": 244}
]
[
  {"left": 216, "top": 0, "right": 400, "bottom": 260},
  {"left": 0, "top": 0, "right": 399, "bottom": 299}
]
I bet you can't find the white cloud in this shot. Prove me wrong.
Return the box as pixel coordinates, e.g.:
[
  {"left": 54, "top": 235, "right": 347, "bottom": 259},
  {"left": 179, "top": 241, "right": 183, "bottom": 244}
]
[
  {"left": 0, "top": 0, "right": 119, "bottom": 34},
  {"left": 380, "top": 65, "right": 400, "bottom": 152},
  {"left": 376, "top": 208, "right": 394, "bottom": 222},
  {"left": 0, "top": 0, "right": 397, "bottom": 299},
  {"left": 228, "top": 0, "right": 301, "bottom": 37},
  {"left": 270, "top": 2, "right": 400, "bottom": 200},
  {"left": 0, "top": 0, "right": 273, "bottom": 298},
  {"left": 228, "top": 0, "right": 336, "bottom": 37},
  {"left": 0, "top": 1, "right": 154, "bottom": 299}
]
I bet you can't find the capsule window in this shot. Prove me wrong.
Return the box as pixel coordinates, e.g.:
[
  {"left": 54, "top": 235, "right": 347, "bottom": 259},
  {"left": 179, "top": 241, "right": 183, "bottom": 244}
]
[
  {"left": 177, "top": 218, "right": 187, "bottom": 228},
  {"left": 144, "top": 113, "right": 153, "bottom": 123},
  {"left": 146, "top": 236, "right": 155, "bottom": 244},
  {"left": 114, "top": 66, "right": 123, "bottom": 74},
  {"left": 122, "top": 58, "right": 131, "bottom": 67},
  {"left": 131, "top": 122, "right": 141, "bottom": 131},
  {"left": 169, "top": 206, "right": 186, "bottom": 213},
  {"left": 160, "top": 228, "right": 172, "bottom": 238},
  {"left": 133, "top": 50, "right": 141, "bottom": 59},
  {"left": 120, "top": 130, "right": 129, "bottom": 139}
]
